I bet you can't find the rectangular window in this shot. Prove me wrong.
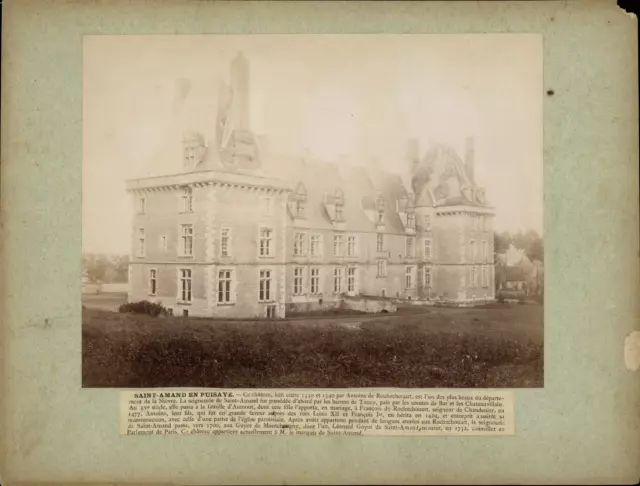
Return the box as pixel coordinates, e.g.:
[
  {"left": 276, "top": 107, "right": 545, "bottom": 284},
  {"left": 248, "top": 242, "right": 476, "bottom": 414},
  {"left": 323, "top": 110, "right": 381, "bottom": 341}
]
[
  {"left": 180, "top": 224, "right": 194, "bottom": 256},
  {"left": 482, "top": 240, "right": 487, "bottom": 263},
  {"left": 424, "top": 214, "right": 431, "bottom": 231},
  {"left": 469, "top": 240, "right": 476, "bottom": 263},
  {"left": 259, "top": 269, "right": 273, "bottom": 302},
  {"left": 148, "top": 269, "right": 157, "bottom": 295},
  {"left": 310, "top": 267, "right": 321, "bottom": 294},
  {"left": 405, "top": 266, "right": 414, "bottom": 289},
  {"left": 220, "top": 227, "right": 231, "bottom": 257},
  {"left": 347, "top": 267, "right": 356, "bottom": 293},
  {"left": 293, "top": 233, "right": 306, "bottom": 256},
  {"left": 217, "top": 269, "right": 234, "bottom": 304},
  {"left": 266, "top": 304, "right": 277, "bottom": 319},
  {"left": 263, "top": 196, "right": 273, "bottom": 215},
  {"left": 424, "top": 238, "right": 432, "bottom": 260},
  {"left": 137, "top": 228, "right": 146, "bottom": 257},
  {"left": 333, "top": 234, "right": 344, "bottom": 256},
  {"left": 347, "top": 236, "right": 357, "bottom": 257},
  {"left": 377, "top": 209, "right": 385, "bottom": 225},
  {"left": 181, "top": 188, "right": 193, "bottom": 213},
  {"left": 481, "top": 266, "right": 488, "bottom": 288},
  {"left": 159, "top": 235, "right": 167, "bottom": 252},
  {"left": 259, "top": 228, "right": 273, "bottom": 257},
  {"left": 376, "top": 233, "right": 384, "bottom": 252},
  {"left": 293, "top": 267, "right": 304, "bottom": 295},
  {"left": 333, "top": 267, "right": 344, "bottom": 293},
  {"left": 179, "top": 269, "right": 192, "bottom": 302},
  {"left": 424, "top": 266, "right": 432, "bottom": 289},
  {"left": 376, "top": 259, "right": 387, "bottom": 278},
  {"left": 310, "top": 234, "right": 322, "bottom": 257},
  {"left": 470, "top": 266, "right": 477, "bottom": 288},
  {"left": 406, "top": 236, "right": 415, "bottom": 258},
  {"left": 138, "top": 196, "right": 146, "bottom": 214},
  {"left": 335, "top": 205, "right": 344, "bottom": 221}
]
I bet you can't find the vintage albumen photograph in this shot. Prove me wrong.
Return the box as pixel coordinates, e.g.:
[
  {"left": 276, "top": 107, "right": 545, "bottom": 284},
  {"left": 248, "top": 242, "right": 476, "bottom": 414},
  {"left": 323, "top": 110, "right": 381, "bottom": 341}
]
[{"left": 82, "top": 35, "right": 543, "bottom": 389}]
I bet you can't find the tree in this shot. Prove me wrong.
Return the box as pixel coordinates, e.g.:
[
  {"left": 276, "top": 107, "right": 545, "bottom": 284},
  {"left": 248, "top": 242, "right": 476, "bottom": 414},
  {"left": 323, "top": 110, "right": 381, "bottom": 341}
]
[
  {"left": 111, "top": 254, "right": 129, "bottom": 283},
  {"left": 493, "top": 231, "right": 512, "bottom": 291},
  {"left": 494, "top": 231, "right": 512, "bottom": 256},
  {"left": 82, "top": 253, "right": 129, "bottom": 284},
  {"left": 512, "top": 229, "right": 544, "bottom": 296},
  {"left": 83, "top": 254, "right": 108, "bottom": 284}
]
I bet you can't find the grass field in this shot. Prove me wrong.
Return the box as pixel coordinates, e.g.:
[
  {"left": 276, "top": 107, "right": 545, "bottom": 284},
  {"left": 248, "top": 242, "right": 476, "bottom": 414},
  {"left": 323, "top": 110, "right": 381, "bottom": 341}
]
[{"left": 82, "top": 303, "right": 543, "bottom": 389}]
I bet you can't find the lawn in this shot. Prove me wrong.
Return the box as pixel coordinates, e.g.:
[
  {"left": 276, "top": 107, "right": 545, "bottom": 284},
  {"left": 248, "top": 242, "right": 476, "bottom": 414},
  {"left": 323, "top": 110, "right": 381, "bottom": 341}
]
[{"left": 82, "top": 304, "right": 543, "bottom": 388}]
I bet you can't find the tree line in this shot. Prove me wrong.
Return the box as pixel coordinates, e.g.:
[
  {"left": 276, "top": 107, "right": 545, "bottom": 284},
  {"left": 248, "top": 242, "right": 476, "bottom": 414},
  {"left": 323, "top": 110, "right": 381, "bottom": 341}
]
[
  {"left": 82, "top": 253, "right": 129, "bottom": 284},
  {"left": 494, "top": 229, "right": 544, "bottom": 296}
]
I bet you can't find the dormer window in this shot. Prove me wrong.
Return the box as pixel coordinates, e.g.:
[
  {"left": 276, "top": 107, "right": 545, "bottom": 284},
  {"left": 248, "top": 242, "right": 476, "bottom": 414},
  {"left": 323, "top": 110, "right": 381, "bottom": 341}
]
[
  {"left": 184, "top": 146, "right": 197, "bottom": 169},
  {"left": 424, "top": 214, "right": 431, "bottom": 231},
  {"left": 325, "top": 188, "right": 345, "bottom": 227},
  {"left": 291, "top": 182, "right": 308, "bottom": 220},
  {"left": 182, "top": 131, "right": 205, "bottom": 171},
  {"left": 180, "top": 187, "right": 193, "bottom": 213},
  {"left": 407, "top": 212, "right": 416, "bottom": 229},
  {"left": 375, "top": 195, "right": 385, "bottom": 225}
]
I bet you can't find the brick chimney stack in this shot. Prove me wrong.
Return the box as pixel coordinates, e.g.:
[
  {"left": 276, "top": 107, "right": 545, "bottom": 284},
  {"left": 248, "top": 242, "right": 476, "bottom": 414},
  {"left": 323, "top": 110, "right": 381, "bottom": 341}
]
[
  {"left": 402, "top": 139, "right": 420, "bottom": 195},
  {"left": 465, "top": 136, "right": 475, "bottom": 183},
  {"left": 406, "top": 138, "right": 420, "bottom": 175},
  {"left": 230, "top": 51, "right": 250, "bottom": 130}
]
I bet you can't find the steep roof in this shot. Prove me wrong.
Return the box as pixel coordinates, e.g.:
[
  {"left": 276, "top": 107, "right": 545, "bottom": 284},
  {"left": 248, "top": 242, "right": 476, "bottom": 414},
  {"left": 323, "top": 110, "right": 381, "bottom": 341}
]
[
  {"left": 263, "top": 154, "right": 410, "bottom": 234},
  {"left": 412, "top": 143, "right": 491, "bottom": 209}
]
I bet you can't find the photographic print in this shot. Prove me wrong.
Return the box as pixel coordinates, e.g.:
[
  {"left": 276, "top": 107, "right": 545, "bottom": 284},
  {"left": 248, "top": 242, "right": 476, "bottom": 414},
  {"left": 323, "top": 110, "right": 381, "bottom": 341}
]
[{"left": 82, "top": 35, "right": 543, "bottom": 389}]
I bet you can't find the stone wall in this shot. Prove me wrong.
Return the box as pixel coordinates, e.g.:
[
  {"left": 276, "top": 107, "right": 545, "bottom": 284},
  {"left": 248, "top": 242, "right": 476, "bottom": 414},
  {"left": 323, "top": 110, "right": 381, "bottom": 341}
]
[{"left": 342, "top": 295, "right": 397, "bottom": 313}]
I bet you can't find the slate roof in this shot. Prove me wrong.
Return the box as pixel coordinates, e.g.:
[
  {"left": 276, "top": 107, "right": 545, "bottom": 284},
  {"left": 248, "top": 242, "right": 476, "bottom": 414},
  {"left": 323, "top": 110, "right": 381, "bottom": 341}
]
[
  {"left": 261, "top": 154, "right": 411, "bottom": 234},
  {"left": 413, "top": 143, "right": 491, "bottom": 209}
]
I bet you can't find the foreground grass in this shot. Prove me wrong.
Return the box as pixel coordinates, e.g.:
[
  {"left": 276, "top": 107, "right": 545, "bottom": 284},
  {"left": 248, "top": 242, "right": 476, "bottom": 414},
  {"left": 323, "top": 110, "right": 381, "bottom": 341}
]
[{"left": 82, "top": 305, "right": 543, "bottom": 388}]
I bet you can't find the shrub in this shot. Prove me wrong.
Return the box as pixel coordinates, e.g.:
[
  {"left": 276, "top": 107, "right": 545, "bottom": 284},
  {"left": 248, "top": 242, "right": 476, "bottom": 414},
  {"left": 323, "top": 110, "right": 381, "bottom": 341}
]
[{"left": 118, "top": 300, "right": 168, "bottom": 317}]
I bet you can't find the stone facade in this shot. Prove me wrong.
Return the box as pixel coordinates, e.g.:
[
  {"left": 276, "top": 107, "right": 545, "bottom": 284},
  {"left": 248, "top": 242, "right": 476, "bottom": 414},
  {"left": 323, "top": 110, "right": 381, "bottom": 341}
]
[{"left": 126, "top": 52, "right": 496, "bottom": 318}]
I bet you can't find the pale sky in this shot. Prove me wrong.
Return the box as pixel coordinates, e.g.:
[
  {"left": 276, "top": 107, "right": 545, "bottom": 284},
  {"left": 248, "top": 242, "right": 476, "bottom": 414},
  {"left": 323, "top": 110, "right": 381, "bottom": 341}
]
[{"left": 83, "top": 34, "right": 543, "bottom": 255}]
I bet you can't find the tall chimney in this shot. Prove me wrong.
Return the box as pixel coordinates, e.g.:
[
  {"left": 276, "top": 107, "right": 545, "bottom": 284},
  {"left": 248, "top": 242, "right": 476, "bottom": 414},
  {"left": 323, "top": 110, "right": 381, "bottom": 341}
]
[
  {"left": 406, "top": 138, "right": 420, "bottom": 175},
  {"left": 402, "top": 139, "right": 420, "bottom": 195},
  {"left": 465, "top": 136, "right": 475, "bottom": 183},
  {"left": 230, "top": 51, "right": 250, "bottom": 130}
]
